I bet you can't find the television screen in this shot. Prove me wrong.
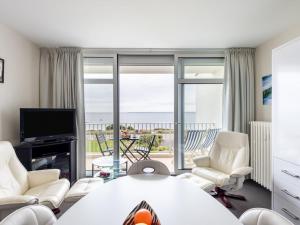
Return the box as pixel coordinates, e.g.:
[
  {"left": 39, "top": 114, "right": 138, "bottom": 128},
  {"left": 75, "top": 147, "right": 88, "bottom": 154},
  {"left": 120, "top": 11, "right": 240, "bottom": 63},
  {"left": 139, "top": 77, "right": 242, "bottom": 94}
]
[{"left": 20, "top": 108, "right": 76, "bottom": 141}]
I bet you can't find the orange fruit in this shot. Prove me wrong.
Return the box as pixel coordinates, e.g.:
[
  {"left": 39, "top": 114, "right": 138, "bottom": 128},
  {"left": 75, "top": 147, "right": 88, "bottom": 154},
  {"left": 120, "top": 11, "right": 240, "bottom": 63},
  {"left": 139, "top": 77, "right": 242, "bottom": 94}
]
[{"left": 134, "top": 209, "right": 152, "bottom": 225}]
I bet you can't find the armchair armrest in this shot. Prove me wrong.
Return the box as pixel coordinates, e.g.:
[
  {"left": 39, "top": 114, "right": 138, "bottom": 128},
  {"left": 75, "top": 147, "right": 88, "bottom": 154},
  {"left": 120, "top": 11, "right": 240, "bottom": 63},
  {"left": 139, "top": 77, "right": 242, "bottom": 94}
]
[
  {"left": 0, "top": 195, "right": 38, "bottom": 209},
  {"left": 230, "top": 167, "right": 252, "bottom": 178},
  {"left": 193, "top": 155, "right": 210, "bottom": 167},
  {"left": 28, "top": 169, "right": 60, "bottom": 188}
]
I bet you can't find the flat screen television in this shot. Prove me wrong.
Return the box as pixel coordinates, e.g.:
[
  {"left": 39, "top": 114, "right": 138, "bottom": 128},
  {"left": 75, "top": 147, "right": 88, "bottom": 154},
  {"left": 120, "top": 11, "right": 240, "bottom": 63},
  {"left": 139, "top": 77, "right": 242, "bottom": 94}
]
[{"left": 20, "top": 108, "right": 76, "bottom": 142}]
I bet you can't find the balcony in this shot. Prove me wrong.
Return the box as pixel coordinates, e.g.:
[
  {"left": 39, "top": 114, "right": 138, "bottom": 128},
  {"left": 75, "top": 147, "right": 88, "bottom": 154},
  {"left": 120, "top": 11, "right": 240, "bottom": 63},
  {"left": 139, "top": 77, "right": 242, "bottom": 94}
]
[{"left": 85, "top": 122, "right": 216, "bottom": 172}]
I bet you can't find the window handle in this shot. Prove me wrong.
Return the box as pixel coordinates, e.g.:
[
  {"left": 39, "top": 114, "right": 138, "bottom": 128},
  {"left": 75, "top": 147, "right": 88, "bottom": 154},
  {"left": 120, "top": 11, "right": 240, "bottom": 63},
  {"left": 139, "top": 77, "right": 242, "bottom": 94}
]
[
  {"left": 281, "top": 189, "right": 300, "bottom": 200},
  {"left": 281, "top": 208, "right": 299, "bottom": 220},
  {"left": 281, "top": 170, "right": 300, "bottom": 179}
]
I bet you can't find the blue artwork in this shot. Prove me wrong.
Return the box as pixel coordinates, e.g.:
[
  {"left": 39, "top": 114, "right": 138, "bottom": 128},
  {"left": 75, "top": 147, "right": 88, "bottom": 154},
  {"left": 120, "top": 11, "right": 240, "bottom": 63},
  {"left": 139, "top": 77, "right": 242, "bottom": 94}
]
[{"left": 262, "top": 74, "right": 272, "bottom": 105}]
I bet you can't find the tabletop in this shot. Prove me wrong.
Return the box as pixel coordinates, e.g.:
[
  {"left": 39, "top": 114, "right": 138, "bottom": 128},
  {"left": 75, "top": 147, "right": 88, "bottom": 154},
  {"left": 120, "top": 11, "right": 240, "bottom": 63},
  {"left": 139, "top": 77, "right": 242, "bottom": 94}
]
[
  {"left": 92, "top": 156, "right": 127, "bottom": 167},
  {"left": 112, "top": 137, "right": 140, "bottom": 141},
  {"left": 55, "top": 175, "right": 242, "bottom": 225}
]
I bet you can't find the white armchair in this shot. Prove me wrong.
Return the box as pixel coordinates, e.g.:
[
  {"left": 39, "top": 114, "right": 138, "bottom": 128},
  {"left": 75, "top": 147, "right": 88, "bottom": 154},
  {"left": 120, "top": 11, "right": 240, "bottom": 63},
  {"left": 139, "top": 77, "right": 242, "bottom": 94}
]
[
  {"left": 0, "top": 141, "right": 70, "bottom": 220},
  {"left": 192, "top": 131, "right": 252, "bottom": 208},
  {"left": 239, "top": 208, "right": 294, "bottom": 225}
]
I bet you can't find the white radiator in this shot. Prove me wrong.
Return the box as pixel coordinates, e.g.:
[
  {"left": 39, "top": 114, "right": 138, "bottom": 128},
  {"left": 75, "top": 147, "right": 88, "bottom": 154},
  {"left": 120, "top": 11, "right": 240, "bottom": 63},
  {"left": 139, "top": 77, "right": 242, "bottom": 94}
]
[{"left": 250, "top": 121, "right": 272, "bottom": 190}]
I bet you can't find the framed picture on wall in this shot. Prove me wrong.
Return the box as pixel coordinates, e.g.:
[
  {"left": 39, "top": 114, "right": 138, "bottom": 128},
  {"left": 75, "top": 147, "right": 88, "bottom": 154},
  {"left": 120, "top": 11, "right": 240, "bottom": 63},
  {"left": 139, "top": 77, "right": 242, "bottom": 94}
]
[
  {"left": 0, "top": 58, "right": 4, "bottom": 83},
  {"left": 262, "top": 74, "right": 272, "bottom": 105}
]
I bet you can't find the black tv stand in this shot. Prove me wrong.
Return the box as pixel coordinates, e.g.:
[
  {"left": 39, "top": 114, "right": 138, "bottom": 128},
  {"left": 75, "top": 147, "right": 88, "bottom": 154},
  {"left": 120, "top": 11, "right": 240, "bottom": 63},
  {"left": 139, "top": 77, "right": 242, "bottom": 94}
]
[{"left": 14, "top": 140, "right": 77, "bottom": 184}]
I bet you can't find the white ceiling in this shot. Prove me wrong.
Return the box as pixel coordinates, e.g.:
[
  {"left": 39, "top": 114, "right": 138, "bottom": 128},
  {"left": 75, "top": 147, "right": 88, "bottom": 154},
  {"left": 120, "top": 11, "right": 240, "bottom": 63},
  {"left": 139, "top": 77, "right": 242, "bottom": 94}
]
[{"left": 0, "top": 0, "right": 300, "bottom": 48}]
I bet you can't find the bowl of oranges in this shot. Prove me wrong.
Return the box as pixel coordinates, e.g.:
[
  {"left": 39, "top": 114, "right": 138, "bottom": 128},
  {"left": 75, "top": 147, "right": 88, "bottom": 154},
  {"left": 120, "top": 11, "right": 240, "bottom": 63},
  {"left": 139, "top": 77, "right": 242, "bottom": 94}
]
[{"left": 123, "top": 201, "right": 161, "bottom": 225}]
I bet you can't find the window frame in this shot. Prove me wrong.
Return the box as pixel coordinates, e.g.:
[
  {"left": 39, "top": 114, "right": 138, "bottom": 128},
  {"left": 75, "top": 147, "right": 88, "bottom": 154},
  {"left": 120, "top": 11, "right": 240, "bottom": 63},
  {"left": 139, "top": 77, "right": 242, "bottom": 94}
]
[{"left": 83, "top": 55, "right": 120, "bottom": 174}]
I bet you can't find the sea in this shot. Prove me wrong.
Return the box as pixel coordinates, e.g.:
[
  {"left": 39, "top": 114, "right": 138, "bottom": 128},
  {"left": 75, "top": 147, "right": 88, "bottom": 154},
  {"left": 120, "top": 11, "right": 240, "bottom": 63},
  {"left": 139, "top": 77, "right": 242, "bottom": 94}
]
[{"left": 85, "top": 112, "right": 196, "bottom": 124}]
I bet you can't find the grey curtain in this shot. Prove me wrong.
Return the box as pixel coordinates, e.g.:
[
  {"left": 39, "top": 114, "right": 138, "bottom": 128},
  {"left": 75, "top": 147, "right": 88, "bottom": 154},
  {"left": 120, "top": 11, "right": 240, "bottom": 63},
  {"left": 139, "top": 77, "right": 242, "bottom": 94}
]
[
  {"left": 39, "top": 47, "right": 85, "bottom": 178},
  {"left": 223, "top": 48, "right": 255, "bottom": 134}
]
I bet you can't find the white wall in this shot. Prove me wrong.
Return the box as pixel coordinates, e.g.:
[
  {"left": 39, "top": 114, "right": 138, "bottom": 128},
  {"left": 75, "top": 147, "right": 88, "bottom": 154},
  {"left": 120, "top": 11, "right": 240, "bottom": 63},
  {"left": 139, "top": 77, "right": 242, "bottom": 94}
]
[
  {"left": 0, "top": 23, "right": 40, "bottom": 144},
  {"left": 255, "top": 25, "right": 300, "bottom": 121}
]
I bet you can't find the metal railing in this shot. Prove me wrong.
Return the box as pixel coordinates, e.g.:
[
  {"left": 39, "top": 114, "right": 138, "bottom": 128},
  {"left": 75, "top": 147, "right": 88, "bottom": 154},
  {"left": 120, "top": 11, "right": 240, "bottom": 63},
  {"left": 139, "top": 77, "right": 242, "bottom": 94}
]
[{"left": 85, "top": 122, "right": 216, "bottom": 153}]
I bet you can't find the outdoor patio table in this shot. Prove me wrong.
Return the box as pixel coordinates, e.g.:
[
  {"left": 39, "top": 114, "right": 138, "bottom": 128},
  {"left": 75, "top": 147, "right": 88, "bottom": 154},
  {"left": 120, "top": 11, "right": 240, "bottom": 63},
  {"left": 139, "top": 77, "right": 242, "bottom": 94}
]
[
  {"left": 55, "top": 175, "right": 242, "bottom": 225},
  {"left": 111, "top": 137, "right": 140, "bottom": 163}
]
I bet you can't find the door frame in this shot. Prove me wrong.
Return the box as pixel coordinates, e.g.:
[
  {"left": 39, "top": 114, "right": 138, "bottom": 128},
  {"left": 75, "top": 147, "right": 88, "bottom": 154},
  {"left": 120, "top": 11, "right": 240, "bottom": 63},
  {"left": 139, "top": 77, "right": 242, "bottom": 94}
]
[
  {"left": 82, "top": 49, "right": 225, "bottom": 176},
  {"left": 174, "top": 53, "right": 225, "bottom": 174}
]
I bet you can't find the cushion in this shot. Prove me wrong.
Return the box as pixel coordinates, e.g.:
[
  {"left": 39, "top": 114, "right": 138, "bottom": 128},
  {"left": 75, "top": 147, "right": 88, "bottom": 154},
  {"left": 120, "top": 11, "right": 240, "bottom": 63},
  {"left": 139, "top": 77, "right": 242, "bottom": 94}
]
[
  {"left": 64, "top": 178, "right": 104, "bottom": 203},
  {"left": 209, "top": 132, "right": 249, "bottom": 174},
  {"left": 192, "top": 167, "right": 231, "bottom": 187},
  {"left": 177, "top": 173, "right": 215, "bottom": 192},
  {"left": 0, "top": 166, "right": 23, "bottom": 197},
  {"left": 0, "top": 142, "right": 29, "bottom": 196},
  {"left": 24, "top": 179, "right": 70, "bottom": 208}
]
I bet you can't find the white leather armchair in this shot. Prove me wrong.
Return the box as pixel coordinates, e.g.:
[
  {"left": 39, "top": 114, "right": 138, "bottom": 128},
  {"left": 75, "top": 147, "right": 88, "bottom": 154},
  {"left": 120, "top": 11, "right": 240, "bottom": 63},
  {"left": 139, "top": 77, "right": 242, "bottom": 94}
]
[
  {"left": 0, "top": 141, "right": 70, "bottom": 220},
  {"left": 0, "top": 205, "right": 57, "bottom": 225},
  {"left": 239, "top": 208, "right": 294, "bottom": 225},
  {"left": 192, "top": 131, "right": 252, "bottom": 208}
]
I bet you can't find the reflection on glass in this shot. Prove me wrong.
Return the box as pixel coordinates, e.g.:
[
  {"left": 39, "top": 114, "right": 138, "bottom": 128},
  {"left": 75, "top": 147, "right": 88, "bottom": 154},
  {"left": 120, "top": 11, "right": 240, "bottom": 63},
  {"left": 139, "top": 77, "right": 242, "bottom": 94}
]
[
  {"left": 181, "top": 58, "right": 224, "bottom": 79},
  {"left": 183, "top": 84, "right": 223, "bottom": 168},
  {"left": 84, "top": 84, "right": 114, "bottom": 172},
  {"left": 84, "top": 58, "right": 113, "bottom": 79},
  {"left": 119, "top": 66, "right": 175, "bottom": 172},
  {"left": 184, "top": 65, "right": 224, "bottom": 79}
]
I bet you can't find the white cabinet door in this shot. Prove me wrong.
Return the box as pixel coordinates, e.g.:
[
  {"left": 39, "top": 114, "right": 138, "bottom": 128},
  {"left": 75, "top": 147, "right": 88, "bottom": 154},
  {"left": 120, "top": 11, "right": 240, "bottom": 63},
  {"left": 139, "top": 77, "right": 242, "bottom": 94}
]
[{"left": 273, "top": 38, "right": 300, "bottom": 165}]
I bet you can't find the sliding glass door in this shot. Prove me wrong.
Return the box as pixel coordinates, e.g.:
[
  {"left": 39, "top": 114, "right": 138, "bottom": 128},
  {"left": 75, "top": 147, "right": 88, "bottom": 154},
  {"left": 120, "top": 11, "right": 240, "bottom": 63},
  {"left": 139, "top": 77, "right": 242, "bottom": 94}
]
[{"left": 83, "top": 53, "right": 224, "bottom": 175}]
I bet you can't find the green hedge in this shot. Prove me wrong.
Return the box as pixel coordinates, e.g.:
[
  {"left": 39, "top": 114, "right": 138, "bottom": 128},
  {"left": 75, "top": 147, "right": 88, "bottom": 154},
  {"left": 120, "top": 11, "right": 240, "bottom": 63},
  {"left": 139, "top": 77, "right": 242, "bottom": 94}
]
[{"left": 86, "top": 134, "right": 169, "bottom": 153}]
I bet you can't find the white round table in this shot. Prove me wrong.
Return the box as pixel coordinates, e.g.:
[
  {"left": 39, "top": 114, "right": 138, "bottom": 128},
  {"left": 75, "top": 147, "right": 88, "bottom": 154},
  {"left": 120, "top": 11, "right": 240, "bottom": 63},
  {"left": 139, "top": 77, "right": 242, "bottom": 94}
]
[{"left": 56, "top": 175, "right": 242, "bottom": 225}]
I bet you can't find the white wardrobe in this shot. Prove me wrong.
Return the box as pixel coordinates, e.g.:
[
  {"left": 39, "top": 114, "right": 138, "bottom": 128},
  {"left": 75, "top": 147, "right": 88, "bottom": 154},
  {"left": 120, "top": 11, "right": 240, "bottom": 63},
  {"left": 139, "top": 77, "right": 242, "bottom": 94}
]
[{"left": 273, "top": 37, "right": 300, "bottom": 224}]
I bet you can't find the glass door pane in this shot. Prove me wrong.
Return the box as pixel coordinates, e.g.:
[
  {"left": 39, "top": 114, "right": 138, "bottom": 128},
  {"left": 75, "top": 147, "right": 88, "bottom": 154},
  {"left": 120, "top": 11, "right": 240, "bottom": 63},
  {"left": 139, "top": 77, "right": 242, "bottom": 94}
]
[
  {"left": 84, "top": 58, "right": 113, "bottom": 79},
  {"left": 182, "top": 58, "right": 224, "bottom": 79},
  {"left": 119, "top": 65, "right": 175, "bottom": 172},
  {"left": 176, "top": 57, "right": 224, "bottom": 170},
  {"left": 84, "top": 58, "right": 115, "bottom": 175},
  {"left": 182, "top": 84, "right": 223, "bottom": 168}
]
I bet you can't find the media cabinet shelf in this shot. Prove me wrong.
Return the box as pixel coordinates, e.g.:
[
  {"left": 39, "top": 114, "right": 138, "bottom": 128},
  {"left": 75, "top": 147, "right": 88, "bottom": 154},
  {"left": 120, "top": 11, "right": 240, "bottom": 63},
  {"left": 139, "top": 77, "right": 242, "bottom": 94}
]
[{"left": 14, "top": 140, "right": 77, "bottom": 184}]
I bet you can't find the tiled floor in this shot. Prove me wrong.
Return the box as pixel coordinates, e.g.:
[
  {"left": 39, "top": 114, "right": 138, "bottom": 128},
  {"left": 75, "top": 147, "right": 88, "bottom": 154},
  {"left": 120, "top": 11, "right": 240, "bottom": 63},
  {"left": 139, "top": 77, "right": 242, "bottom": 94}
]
[{"left": 222, "top": 179, "right": 271, "bottom": 218}]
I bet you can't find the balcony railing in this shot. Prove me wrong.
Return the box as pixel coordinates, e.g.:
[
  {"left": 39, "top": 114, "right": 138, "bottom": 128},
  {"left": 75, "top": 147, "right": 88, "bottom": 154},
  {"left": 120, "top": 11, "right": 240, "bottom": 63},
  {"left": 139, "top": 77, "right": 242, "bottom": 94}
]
[{"left": 85, "top": 122, "right": 216, "bottom": 153}]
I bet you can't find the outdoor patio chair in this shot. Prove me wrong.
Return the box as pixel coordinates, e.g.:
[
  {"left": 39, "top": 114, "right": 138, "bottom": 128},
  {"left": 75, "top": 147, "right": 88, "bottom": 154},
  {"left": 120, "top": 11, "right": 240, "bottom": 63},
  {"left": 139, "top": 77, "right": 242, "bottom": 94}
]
[
  {"left": 134, "top": 135, "right": 156, "bottom": 161},
  {"left": 184, "top": 129, "right": 220, "bottom": 168},
  {"left": 201, "top": 128, "right": 220, "bottom": 150},
  {"left": 95, "top": 133, "right": 113, "bottom": 156},
  {"left": 184, "top": 130, "right": 207, "bottom": 152}
]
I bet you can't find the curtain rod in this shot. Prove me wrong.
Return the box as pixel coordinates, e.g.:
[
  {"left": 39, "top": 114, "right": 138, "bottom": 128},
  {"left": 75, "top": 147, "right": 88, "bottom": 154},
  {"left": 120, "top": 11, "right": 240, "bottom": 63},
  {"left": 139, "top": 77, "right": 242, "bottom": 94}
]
[{"left": 82, "top": 48, "right": 225, "bottom": 54}]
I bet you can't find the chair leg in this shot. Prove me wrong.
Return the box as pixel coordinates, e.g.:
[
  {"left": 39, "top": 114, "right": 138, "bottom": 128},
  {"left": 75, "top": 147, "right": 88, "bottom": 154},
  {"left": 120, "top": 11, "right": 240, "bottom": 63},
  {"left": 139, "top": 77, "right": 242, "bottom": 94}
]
[
  {"left": 219, "top": 194, "right": 233, "bottom": 208},
  {"left": 214, "top": 187, "right": 246, "bottom": 208},
  {"left": 52, "top": 208, "right": 60, "bottom": 214},
  {"left": 224, "top": 192, "right": 246, "bottom": 200},
  {"left": 214, "top": 187, "right": 232, "bottom": 208}
]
